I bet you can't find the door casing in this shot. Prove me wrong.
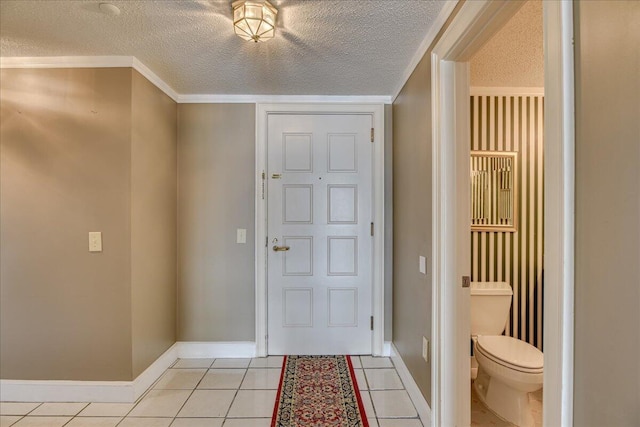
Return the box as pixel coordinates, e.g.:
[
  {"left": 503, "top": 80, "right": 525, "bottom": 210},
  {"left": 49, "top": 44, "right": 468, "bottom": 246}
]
[
  {"left": 255, "top": 103, "right": 386, "bottom": 358},
  {"left": 430, "top": 1, "right": 575, "bottom": 427}
]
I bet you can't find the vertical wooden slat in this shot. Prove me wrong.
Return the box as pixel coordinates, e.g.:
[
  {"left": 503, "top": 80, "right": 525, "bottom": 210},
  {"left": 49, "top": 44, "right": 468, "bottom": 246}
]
[
  {"left": 536, "top": 95, "right": 544, "bottom": 349},
  {"left": 519, "top": 96, "right": 527, "bottom": 341},
  {"left": 528, "top": 96, "right": 536, "bottom": 345}
]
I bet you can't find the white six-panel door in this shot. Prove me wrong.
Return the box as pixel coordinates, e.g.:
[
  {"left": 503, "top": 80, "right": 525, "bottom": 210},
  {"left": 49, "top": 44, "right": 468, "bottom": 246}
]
[{"left": 267, "top": 114, "right": 373, "bottom": 355}]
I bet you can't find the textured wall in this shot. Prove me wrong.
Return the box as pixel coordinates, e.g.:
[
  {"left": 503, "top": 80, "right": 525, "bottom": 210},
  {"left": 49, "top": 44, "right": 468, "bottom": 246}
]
[
  {"left": 177, "top": 104, "right": 256, "bottom": 341},
  {"left": 0, "top": 68, "right": 134, "bottom": 380},
  {"left": 470, "top": 94, "right": 544, "bottom": 349},
  {"left": 470, "top": 1, "right": 543, "bottom": 87},
  {"left": 130, "top": 70, "right": 177, "bottom": 377},
  {"left": 573, "top": 1, "right": 640, "bottom": 425}
]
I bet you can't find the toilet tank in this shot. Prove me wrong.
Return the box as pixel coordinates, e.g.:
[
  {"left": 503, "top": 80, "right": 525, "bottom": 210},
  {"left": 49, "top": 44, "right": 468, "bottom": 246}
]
[{"left": 470, "top": 282, "right": 513, "bottom": 336}]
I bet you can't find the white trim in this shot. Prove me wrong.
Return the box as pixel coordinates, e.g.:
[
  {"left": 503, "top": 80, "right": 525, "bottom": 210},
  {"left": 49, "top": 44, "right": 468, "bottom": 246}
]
[
  {"left": 0, "top": 56, "right": 389, "bottom": 105},
  {"left": 542, "top": 1, "right": 575, "bottom": 426},
  {"left": 0, "top": 55, "right": 134, "bottom": 69},
  {"left": 430, "top": 1, "right": 575, "bottom": 426},
  {"left": 176, "top": 341, "right": 256, "bottom": 359},
  {"left": 469, "top": 86, "right": 545, "bottom": 96},
  {"left": 0, "top": 344, "right": 178, "bottom": 403},
  {"left": 392, "top": 0, "right": 458, "bottom": 102},
  {"left": 391, "top": 344, "right": 432, "bottom": 426},
  {"left": 0, "top": 56, "right": 180, "bottom": 102},
  {"left": 382, "top": 341, "right": 392, "bottom": 357},
  {"left": 178, "top": 94, "right": 391, "bottom": 104},
  {"left": 131, "top": 57, "right": 179, "bottom": 102},
  {"left": 132, "top": 343, "right": 180, "bottom": 399},
  {"left": 0, "top": 341, "right": 258, "bottom": 403},
  {"left": 255, "top": 103, "right": 385, "bottom": 357}
]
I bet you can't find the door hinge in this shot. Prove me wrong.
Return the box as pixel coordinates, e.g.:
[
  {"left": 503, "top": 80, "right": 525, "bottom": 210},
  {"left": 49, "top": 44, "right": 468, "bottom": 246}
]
[
  {"left": 370, "top": 316, "right": 374, "bottom": 331},
  {"left": 370, "top": 222, "right": 374, "bottom": 236},
  {"left": 261, "top": 171, "right": 265, "bottom": 200},
  {"left": 370, "top": 127, "right": 374, "bottom": 143}
]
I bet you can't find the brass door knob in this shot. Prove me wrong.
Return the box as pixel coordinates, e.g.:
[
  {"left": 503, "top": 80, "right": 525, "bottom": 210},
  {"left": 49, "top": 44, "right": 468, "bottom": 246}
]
[{"left": 272, "top": 245, "right": 290, "bottom": 252}]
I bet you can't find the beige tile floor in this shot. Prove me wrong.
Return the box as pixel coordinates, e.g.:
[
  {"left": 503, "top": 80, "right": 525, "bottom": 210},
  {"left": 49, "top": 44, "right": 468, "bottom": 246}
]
[
  {"left": 0, "top": 356, "right": 424, "bottom": 427},
  {"left": 470, "top": 382, "right": 543, "bottom": 427}
]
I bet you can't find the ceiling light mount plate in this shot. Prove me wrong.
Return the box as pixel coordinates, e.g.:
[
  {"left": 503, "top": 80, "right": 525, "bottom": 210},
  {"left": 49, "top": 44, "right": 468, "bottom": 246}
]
[
  {"left": 98, "top": 3, "right": 121, "bottom": 16},
  {"left": 232, "top": 0, "right": 278, "bottom": 43}
]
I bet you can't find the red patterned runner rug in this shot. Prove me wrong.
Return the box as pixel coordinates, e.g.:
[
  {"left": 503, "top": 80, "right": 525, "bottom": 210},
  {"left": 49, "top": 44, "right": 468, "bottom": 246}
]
[{"left": 271, "top": 355, "right": 369, "bottom": 427}]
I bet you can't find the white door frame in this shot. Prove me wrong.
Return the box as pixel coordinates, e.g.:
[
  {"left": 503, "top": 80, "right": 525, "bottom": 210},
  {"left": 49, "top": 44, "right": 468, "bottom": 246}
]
[
  {"left": 255, "top": 103, "right": 386, "bottom": 358},
  {"left": 430, "top": 1, "right": 575, "bottom": 427}
]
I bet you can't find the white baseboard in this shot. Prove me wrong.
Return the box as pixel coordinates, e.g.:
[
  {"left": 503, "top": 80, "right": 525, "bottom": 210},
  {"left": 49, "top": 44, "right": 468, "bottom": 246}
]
[
  {"left": 132, "top": 343, "right": 179, "bottom": 399},
  {"left": 382, "top": 341, "right": 392, "bottom": 357},
  {"left": 0, "top": 344, "right": 178, "bottom": 403},
  {"left": 391, "top": 343, "right": 432, "bottom": 426},
  {"left": 0, "top": 341, "right": 256, "bottom": 403}
]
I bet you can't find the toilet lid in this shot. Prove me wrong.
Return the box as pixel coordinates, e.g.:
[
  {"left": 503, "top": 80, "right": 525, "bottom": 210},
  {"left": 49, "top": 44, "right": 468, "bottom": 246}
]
[{"left": 476, "top": 335, "right": 543, "bottom": 370}]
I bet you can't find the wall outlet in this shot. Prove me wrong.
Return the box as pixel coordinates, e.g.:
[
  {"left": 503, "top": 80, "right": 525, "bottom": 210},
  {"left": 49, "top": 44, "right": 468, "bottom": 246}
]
[
  {"left": 88, "top": 231, "right": 102, "bottom": 252},
  {"left": 422, "top": 336, "right": 430, "bottom": 363}
]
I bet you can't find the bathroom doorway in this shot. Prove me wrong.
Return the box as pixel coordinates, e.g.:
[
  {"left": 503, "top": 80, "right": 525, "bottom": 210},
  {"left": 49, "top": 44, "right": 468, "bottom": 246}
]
[
  {"left": 430, "top": 1, "right": 575, "bottom": 426},
  {"left": 468, "top": 2, "right": 545, "bottom": 425}
]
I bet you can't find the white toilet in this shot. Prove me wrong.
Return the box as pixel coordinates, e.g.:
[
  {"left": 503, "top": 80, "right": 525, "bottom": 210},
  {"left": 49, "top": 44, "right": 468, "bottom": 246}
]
[{"left": 470, "top": 282, "right": 543, "bottom": 427}]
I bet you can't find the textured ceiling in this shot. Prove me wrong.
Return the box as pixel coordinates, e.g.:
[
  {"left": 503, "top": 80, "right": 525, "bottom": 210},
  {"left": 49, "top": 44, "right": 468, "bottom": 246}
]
[
  {"left": 0, "top": 0, "right": 447, "bottom": 96},
  {"left": 470, "top": 0, "right": 543, "bottom": 87}
]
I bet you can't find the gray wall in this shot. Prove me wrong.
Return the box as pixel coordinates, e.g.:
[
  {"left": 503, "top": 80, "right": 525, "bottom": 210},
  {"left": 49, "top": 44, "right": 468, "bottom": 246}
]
[
  {"left": 573, "top": 1, "right": 640, "bottom": 425},
  {"left": 392, "top": 53, "right": 433, "bottom": 403},
  {"left": 177, "top": 104, "right": 256, "bottom": 341},
  {"left": 177, "top": 104, "right": 394, "bottom": 343},
  {"left": 0, "top": 67, "right": 177, "bottom": 381},
  {"left": 0, "top": 68, "right": 134, "bottom": 381},
  {"left": 130, "top": 70, "right": 178, "bottom": 377}
]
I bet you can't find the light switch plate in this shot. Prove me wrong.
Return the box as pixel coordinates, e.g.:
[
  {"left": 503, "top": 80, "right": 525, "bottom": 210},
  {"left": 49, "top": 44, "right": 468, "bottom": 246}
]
[
  {"left": 236, "top": 228, "right": 247, "bottom": 244},
  {"left": 89, "top": 232, "right": 102, "bottom": 252},
  {"left": 422, "top": 336, "right": 430, "bottom": 363},
  {"left": 419, "top": 256, "right": 426, "bottom": 274}
]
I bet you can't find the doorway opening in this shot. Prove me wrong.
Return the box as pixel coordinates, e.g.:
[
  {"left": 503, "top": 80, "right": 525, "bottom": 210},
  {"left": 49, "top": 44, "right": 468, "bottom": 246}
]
[
  {"left": 467, "top": 2, "right": 545, "bottom": 426},
  {"left": 430, "top": 1, "right": 575, "bottom": 426}
]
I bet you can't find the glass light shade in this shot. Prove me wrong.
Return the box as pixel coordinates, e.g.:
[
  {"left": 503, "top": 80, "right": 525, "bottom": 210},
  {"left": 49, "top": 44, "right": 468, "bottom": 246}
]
[{"left": 232, "top": 0, "right": 278, "bottom": 43}]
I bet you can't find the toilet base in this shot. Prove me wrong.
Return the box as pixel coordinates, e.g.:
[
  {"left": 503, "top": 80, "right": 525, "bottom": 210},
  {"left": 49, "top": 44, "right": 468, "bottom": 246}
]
[{"left": 473, "top": 367, "right": 535, "bottom": 427}]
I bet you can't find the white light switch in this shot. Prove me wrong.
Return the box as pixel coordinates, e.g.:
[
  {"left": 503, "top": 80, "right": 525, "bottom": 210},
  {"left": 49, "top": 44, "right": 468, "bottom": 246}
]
[
  {"left": 89, "top": 232, "right": 102, "bottom": 252},
  {"left": 422, "top": 336, "right": 430, "bottom": 363},
  {"left": 419, "top": 256, "right": 426, "bottom": 274},
  {"left": 236, "top": 228, "right": 247, "bottom": 244}
]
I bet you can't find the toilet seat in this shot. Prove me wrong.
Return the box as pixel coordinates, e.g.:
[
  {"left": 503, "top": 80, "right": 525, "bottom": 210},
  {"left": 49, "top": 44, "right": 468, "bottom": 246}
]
[{"left": 476, "top": 335, "right": 543, "bottom": 374}]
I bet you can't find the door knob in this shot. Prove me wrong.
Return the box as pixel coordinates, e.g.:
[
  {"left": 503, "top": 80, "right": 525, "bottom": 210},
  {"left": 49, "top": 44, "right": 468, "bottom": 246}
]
[{"left": 273, "top": 245, "right": 290, "bottom": 252}]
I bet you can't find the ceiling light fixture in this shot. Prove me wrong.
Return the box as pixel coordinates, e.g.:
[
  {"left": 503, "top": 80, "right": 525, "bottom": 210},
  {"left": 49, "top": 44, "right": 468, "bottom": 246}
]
[{"left": 232, "top": 0, "right": 278, "bottom": 43}]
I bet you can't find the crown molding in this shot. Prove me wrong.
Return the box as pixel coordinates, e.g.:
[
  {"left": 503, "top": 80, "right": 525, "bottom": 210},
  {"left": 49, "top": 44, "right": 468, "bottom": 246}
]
[
  {"left": 131, "top": 57, "right": 179, "bottom": 101},
  {"left": 0, "top": 55, "right": 134, "bottom": 69},
  {"left": 178, "top": 94, "right": 392, "bottom": 104},
  {"left": 1, "top": 56, "right": 390, "bottom": 104},
  {"left": 392, "top": 0, "right": 458, "bottom": 103},
  {"left": 470, "top": 86, "right": 544, "bottom": 96},
  {"left": 1, "top": 56, "right": 180, "bottom": 102}
]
